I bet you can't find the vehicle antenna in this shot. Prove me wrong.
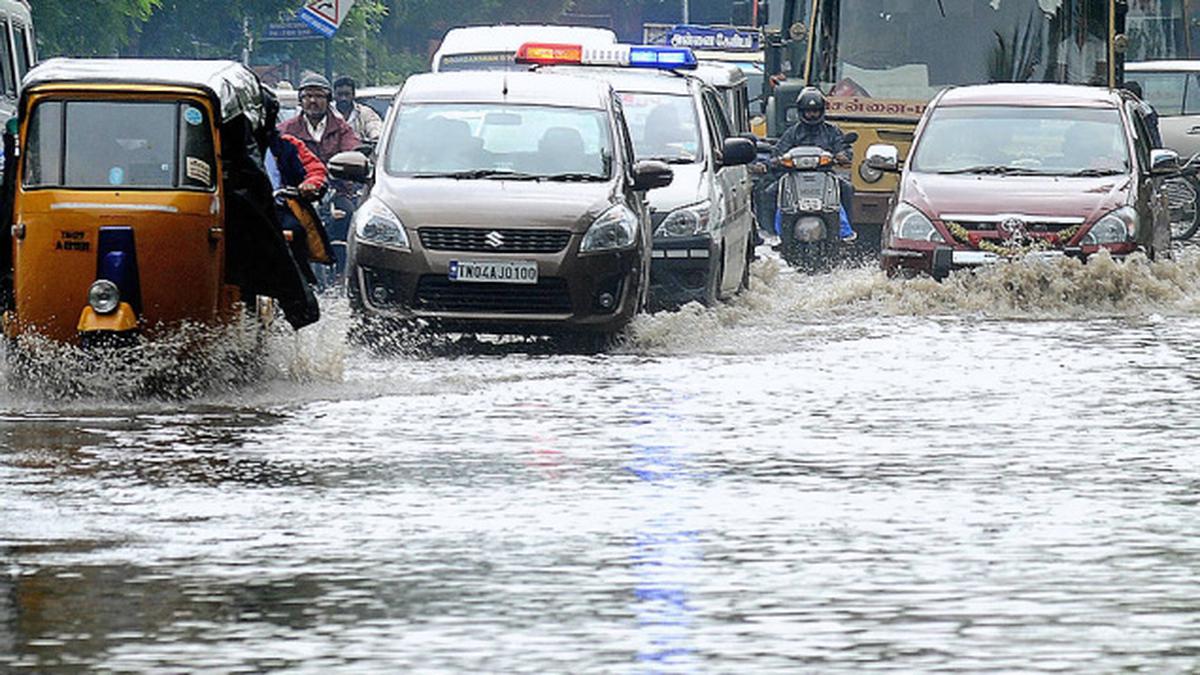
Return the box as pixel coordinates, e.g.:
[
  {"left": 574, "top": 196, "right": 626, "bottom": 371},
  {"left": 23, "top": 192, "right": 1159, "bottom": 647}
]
[
  {"left": 502, "top": 75, "right": 509, "bottom": 97},
  {"left": 935, "top": 0, "right": 946, "bottom": 18}
]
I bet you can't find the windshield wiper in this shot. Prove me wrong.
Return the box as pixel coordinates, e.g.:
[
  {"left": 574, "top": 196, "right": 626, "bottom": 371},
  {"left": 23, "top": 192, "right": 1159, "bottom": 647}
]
[
  {"left": 543, "top": 172, "right": 607, "bottom": 182},
  {"left": 1063, "top": 168, "right": 1125, "bottom": 177},
  {"left": 411, "top": 169, "right": 541, "bottom": 180},
  {"left": 937, "top": 165, "right": 1039, "bottom": 175},
  {"left": 643, "top": 155, "right": 696, "bottom": 165}
]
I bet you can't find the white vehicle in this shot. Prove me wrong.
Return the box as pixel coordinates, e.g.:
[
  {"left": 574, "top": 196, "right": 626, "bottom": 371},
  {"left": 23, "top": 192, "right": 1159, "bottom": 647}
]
[
  {"left": 1, "top": 0, "right": 34, "bottom": 119},
  {"left": 431, "top": 25, "right": 618, "bottom": 73}
]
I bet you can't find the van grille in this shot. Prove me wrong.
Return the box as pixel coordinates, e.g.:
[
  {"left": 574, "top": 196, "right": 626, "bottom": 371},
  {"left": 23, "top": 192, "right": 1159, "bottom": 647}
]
[
  {"left": 419, "top": 227, "right": 572, "bottom": 253},
  {"left": 414, "top": 276, "right": 572, "bottom": 314}
]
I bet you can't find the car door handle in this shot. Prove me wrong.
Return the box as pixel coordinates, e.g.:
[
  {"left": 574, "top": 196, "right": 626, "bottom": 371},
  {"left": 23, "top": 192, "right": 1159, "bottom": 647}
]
[{"left": 1188, "top": 125, "right": 1200, "bottom": 134}]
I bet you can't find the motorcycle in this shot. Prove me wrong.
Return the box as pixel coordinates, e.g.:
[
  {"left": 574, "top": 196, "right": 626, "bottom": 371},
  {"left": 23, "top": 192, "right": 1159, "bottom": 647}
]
[{"left": 772, "top": 131, "right": 859, "bottom": 271}]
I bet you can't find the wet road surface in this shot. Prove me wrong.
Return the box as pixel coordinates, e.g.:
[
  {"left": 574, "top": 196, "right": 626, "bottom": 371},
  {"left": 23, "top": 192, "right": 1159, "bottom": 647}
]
[{"left": 4, "top": 250, "right": 1200, "bottom": 671}]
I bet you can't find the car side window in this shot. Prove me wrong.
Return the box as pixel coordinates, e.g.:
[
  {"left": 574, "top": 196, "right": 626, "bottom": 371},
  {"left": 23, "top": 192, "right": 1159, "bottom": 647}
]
[
  {"left": 612, "top": 95, "right": 636, "bottom": 180},
  {"left": 1125, "top": 102, "right": 1153, "bottom": 171},
  {"left": 1185, "top": 73, "right": 1200, "bottom": 115},
  {"left": 700, "top": 91, "right": 728, "bottom": 160},
  {"left": 0, "top": 20, "right": 14, "bottom": 98}
]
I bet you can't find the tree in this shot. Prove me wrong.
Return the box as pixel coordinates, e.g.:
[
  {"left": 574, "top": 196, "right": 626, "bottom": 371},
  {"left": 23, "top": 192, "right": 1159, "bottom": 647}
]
[{"left": 32, "top": 0, "right": 161, "bottom": 57}]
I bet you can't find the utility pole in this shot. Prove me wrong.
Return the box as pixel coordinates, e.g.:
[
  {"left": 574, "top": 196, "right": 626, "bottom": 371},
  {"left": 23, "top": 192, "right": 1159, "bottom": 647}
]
[{"left": 682, "top": 0, "right": 690, "bottom": 23}]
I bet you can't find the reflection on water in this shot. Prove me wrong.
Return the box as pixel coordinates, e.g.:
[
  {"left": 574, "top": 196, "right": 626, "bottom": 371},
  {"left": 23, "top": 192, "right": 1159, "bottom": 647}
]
[{"left": 4, "top": 250, "right": 1200, "bottom": 669}]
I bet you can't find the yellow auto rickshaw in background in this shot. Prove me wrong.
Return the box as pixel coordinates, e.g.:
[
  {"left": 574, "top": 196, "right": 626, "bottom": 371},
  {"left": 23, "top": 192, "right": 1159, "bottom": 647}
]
[{"left": 0, "top": 59, "right": 320, "bottom": 352}]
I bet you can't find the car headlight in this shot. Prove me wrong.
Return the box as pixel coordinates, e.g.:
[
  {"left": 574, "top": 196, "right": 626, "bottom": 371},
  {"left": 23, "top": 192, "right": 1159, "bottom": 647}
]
[
  {"left": 890, "top": 202, "right": 945, "bottom": 243},
  {"left": 581, "top": 204, "right": 639, "bottom": 253},
  {"left": 655, "top": 200, "right": 711, "bottom": 238},
  {"left": 87, "top": 280, "right": 120, "bottom": 315},
  {"left": 1082, "top": 206, "right": 1138, "bottom": 245},
  {"left": 353, "top": 197, "right": 409, "bottom": 251}
]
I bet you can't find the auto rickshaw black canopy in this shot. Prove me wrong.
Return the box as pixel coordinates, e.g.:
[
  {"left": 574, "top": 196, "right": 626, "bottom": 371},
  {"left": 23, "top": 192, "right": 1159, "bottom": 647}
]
[{"left": 21, "top": 58, "right": 267, "bottom": 130}]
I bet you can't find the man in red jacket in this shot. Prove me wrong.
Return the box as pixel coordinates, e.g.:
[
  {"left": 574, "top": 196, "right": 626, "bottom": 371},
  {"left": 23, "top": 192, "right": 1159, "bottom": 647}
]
[
  {"left": 277, "top": 73, "right": 361, "bottom": 284},
  {"left": 278, "top": 73, "right": 360, "bottom": 164}
]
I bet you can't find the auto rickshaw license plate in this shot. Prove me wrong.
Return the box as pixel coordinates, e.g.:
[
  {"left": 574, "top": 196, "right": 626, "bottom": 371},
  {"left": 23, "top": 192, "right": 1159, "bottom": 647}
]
[{"left": 449, "top": 260, "right": 539, "bottom": 284}]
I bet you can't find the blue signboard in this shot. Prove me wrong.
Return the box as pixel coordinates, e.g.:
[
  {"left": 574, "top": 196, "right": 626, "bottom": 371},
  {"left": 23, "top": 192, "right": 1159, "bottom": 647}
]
[
  {"left": 648, "top": 25, "right": 761, "bottom": 52},
  {"left": 262, "top": 19, "right": 322, "bottom": 41}
]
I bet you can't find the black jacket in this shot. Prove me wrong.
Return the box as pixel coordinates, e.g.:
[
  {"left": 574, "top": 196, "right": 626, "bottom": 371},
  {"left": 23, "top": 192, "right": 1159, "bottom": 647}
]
[{"left": 772, "top": 120, "right": 853, "bottom": 162}]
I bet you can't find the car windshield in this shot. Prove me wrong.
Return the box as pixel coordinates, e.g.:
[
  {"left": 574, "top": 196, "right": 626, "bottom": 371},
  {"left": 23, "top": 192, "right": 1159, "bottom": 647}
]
[
  {"left": 1125, "top": 71, "right": 1200, "bottom": 117},
  {"left": 911, "top": 106, "right": 1129, "bottom": 176},
  {"left": 617, "top": 92, "right": 703, "bottom": 163},
  {"left": 23, "top": 99, "right": 216, "bottom": 191},
  {"left": 385, "top": 103, "right": 614, "bottom": 179}
]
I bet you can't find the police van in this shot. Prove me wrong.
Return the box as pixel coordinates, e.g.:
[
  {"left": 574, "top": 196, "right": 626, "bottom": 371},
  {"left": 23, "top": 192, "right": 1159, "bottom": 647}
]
[
  {"left": 432, "top": 25, "right": 618, "bottom": 73},
  {"left": 0, "top": 0, "right": 34, "bottom": 119},
  {"left": 527, "top": 43, "right": 757, "bottom": 308}
]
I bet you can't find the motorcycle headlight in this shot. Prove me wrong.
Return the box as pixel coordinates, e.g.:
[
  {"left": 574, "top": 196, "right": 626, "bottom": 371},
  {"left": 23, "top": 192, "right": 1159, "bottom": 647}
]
[
  {"left": 1082, "top": 206, "right": 1138, "bottom": 245},
  {"left": 87, "top": 280, "right": 120, "bottom": 315},
  {"left": 655, "top": 201, "right": 711, "bottom": 238},
  {"left": 890, "top": 202, "right": 945, "bottom": 243},
  {"left": 353, "top": 197, "right": 409, "bottom": 251},
  {"left": 581, "top": 204, "right": 639, "bottom": 253}
]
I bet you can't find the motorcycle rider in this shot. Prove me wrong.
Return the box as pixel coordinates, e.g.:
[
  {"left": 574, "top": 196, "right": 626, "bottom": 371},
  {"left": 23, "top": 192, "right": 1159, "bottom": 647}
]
[
  {"left": 277, "top": 73, "right": 361, "bottom": 283},
  {"left": 754, "top": 87, "right": 857, "bottom": 242},
  {"left": 333, "top": 76, "right": 384, "bottom": 144}
]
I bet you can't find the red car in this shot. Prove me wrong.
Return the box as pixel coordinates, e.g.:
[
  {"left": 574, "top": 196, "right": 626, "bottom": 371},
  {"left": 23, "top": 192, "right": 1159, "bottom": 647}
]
[{"left": 870, "top": 84, "right": 1178, "bottom": 279}]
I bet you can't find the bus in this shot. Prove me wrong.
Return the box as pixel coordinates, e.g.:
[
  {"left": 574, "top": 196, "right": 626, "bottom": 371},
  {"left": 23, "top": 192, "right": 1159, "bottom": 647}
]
[
  {"left": 0, "top": 0, "right": 34, "bottom": 119},
  {"left": 764, "top": 1, "right": 1133, "bottom": 247}
]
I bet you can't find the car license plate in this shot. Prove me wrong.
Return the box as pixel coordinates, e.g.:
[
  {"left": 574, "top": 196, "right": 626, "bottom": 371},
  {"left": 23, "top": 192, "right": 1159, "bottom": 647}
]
[{"left": 449, "top": 260, "right": 539, "bottom": 284}]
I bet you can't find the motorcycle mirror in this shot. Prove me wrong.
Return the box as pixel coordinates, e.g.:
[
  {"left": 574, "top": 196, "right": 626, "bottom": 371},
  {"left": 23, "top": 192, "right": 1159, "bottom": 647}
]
[{"left": 843, "top": 131, "right": 859, "bottom": 144}]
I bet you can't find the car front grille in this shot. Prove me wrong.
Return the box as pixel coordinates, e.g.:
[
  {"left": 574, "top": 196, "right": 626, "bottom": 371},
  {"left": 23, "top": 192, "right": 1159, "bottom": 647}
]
[
  {"left": 413, "top": 276, "right": 572, "bottom": 314},
  {"left": 947, "top": 219, "right": 1079, "bottom": 233},
  {"left": 419, "top": 227, "right": 572, "bottom": 253}
]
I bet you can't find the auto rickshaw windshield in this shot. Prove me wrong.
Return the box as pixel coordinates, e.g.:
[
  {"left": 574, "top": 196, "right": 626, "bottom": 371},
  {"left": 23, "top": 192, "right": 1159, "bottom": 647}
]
[{"left": 23, "top": 99, "right": 217, "bottom": 191}]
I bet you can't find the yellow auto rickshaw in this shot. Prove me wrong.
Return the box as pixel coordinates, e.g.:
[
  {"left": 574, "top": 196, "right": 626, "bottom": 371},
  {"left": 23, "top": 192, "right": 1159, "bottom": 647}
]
[{"left": 0, "top": 58, "right": 319, "bottom": 352}]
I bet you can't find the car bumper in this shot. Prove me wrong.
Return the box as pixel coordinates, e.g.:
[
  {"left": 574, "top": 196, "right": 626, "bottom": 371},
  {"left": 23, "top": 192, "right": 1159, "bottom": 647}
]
[
  {"left": 349, "top": 238, "right": 644, "bottom": 335},
  {"left": 648, "top": 234, "right": 719, "bottom": 308},
  {"left": 882, "top": 244, "right": 1131, "bottom": 278}
]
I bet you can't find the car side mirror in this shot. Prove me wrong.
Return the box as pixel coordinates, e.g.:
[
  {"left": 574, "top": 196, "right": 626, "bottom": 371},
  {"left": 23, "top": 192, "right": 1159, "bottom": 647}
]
[
  {"left": 720, "top": 137, "right": 757, "bottom": 167},
  {"left": 865, "top": 143, "right": 901, "bottom": 173},
  {"left": 632, "top": 160, "right": 673, "bottom": 191},
  {"left": 329, "top": 150, "right": 372, "bottom": 182},
  {"left": 1150, "top": 148, "right": 1181, "bottom": 177}
]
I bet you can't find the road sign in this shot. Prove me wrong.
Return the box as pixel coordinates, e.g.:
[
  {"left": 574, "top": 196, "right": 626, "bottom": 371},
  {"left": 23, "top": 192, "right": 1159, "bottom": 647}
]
[
  {"left": 262, "top": 18, "right": 323, "bottom": 41},
  {"left": 299, "top": 0, "right": 356, "bottom": 38}
]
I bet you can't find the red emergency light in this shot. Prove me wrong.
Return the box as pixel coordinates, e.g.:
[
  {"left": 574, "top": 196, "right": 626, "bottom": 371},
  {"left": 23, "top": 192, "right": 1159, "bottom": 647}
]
[{"left": 515, "top": 43, "right": 583, "bottom": 65}]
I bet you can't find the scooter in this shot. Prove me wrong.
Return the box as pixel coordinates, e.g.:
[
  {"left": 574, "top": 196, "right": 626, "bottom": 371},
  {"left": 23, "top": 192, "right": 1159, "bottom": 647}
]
[{"left": 773, "top": 131, "right": 859, "bottom": 271}]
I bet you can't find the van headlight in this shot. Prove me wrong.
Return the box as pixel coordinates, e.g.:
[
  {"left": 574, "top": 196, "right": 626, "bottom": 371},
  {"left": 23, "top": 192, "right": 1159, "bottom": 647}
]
[
  {"left": 890, "top": 202, "right": 945, "bottom": 243},
  {"left": 88, "top": 280, "right": 120, "bottom": 315},
  {"left": 353, "top": 197, "right": 409, "bottom": 251},
  {"left": 1082, "top": 206, "right": 1138, "bottom": 245},
  {"left": 581, "top": 204, "right": 638, "bottom": 253},
  {"left": 655, "top": 200, "right": 711, "bottom": 238}
]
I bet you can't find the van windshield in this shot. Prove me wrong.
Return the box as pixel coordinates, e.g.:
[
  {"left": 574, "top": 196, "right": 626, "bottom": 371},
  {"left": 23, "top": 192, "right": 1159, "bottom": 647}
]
[
  {"left": 385, "top": 103, "right": 614, "bottom": 179},
  {"left": 617, "top": 92, "right": 703, "bottom": 164},
  {"left": 23, "top": 100, "right": 217, "bottom": 191}
]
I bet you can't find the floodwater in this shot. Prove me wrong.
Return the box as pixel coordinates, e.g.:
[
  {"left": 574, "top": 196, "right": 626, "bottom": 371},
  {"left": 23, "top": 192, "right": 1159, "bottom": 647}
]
[{"left": 5, "top": 250, "right": 1200, "bottom": 671}]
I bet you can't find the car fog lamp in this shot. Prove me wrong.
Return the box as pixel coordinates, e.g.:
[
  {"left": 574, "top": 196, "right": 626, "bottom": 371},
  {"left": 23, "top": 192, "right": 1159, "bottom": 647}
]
[
  {"left": 598, "top": 292, "right": 616, "bottom": 309},
  {"left": 88, "top": 280, "right": 121, "bottom": 315},
  {"left": 371, "top": 286, "right": 390, "bottom": 305},
  {"left": 859, "top": 161, "right": 884, "bottom": 184}
]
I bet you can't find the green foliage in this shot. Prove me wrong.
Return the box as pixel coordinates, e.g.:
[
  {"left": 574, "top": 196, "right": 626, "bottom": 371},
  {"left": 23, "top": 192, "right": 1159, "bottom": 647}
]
[{"left": 32, "top": 0, "right": 162, "bottom": 56}]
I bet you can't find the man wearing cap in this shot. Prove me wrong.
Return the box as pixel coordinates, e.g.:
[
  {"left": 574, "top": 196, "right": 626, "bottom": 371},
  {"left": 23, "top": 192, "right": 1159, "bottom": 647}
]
[{"left": 278, "top": 73, "right": 361, "bottom": 166}]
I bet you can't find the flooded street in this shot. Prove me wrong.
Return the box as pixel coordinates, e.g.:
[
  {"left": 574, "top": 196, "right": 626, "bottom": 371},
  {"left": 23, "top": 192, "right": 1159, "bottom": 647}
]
[{"left": 5, "top": 251, "right": 1200, "bottom": 671}]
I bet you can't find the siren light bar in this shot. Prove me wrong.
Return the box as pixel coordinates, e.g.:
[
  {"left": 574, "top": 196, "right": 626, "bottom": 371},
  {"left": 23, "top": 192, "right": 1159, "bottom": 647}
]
[{"left": 515, "top": 43, "right": 698, "bottom": 70}]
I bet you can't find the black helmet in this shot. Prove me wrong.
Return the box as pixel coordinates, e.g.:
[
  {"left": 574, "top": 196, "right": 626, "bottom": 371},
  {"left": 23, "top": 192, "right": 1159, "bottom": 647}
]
[{"left": 796, "top": 87, "right": 826, "bottom": 127}]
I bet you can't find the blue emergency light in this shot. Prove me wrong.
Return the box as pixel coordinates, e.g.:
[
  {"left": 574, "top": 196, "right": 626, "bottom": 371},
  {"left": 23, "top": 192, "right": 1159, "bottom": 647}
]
[{"left": 627, "top": 46, "right": 698, "bottom": 70}]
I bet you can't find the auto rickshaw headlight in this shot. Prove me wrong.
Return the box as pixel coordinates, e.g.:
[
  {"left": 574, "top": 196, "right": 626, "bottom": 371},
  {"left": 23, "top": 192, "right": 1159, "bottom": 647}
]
[
  {"left": 1082, "top": 206, "right": 1137, "bottom": 245},
  {"left": 88, "top": 280, "right": 121, "bottom": 315},
  {"left": 353, "top": 197, "right": 410, "bottom": 251}
]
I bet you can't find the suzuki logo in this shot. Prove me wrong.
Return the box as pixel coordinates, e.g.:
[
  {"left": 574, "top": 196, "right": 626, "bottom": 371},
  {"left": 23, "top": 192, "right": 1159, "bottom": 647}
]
[{"left": 485, "top": 230, "right": 505, "bottom": 249}]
